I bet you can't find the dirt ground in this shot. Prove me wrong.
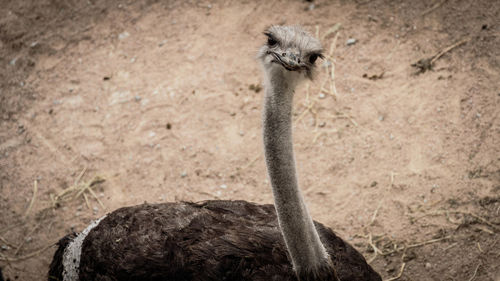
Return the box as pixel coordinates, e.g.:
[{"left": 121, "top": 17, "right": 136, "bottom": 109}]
[{"left": 0, "top": 0, "right": 499, "bottom": 280}]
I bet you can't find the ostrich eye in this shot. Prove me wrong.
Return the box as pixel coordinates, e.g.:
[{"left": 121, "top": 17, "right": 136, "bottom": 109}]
[
  {"left": 267, "top": 37, "right": 277, "bottom": 46},
  {"left": 309, "top": 54, "right": 318, "bottom": 64}
]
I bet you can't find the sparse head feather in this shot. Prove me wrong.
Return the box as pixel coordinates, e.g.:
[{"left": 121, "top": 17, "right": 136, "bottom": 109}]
[
  {"left": 258, "top": 25, "right": 323, "bottom": 79},
  {"left": 265, "top": 25, "right": 323, "bottom": 55}
]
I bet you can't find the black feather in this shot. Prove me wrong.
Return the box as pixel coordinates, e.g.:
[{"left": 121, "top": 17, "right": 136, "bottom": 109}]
[{"left": 49, "top": 200, "right": 381, "bottom": 281}]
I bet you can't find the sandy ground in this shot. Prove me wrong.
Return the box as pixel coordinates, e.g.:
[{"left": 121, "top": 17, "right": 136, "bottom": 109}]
[{"left": 0, "top": 0, "right": 499, "bottom": 280}]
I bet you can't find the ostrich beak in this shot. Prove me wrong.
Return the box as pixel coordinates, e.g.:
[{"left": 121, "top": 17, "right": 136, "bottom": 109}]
[{"left": 270, "top": 51, "right": 303, "bottom": 71}]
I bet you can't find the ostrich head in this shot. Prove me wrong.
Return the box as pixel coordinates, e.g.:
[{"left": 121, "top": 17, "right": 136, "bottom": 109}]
[{"left": 258, "top": 25, "right": 324, "bottom": 82}]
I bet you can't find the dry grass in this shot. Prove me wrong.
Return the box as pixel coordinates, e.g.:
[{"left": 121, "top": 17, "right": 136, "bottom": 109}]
[
  {"left": 0, "top": 168, "right": 106, "bottom": 264},
  {"left": 48, "top": 167, "right": 105, "bottom": 210}
]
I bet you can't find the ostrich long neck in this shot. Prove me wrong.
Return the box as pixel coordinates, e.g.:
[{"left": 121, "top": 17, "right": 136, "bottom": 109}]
[{"left": 263, "top": 71, "right": 329, "bottom": 272}]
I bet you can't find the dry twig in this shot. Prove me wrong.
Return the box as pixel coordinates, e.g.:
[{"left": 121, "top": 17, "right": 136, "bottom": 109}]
[
  {"left": 412, "top": 38, "right": 470, "bottom": 73},
  {"left": 321, "top": 23, "right": 342, "bottom": 41},
  {"left": 421, "top": 0, "right": 448, "bottom": 16},
  {"left": 370, "top": 201, "right": 383, "bottom": 226},
  {"left": 411, "top": 210, "right": 499, "bottom": 232},
  {"left": 366, "top": 235, "right": 451, "bottom": 258},
  {"left": 468, "top": 263, "right": 481, "bottom": 281},
  {"left": 48, "top": 167, "right": 105, "bottom": 211},
  {"left": 385, "top": 262, "right": 406, "bottom": 281},
  {"left": 367, "top": 233, "right": 382, "bottom": 263},
  {"left": 0, "top": 235, "right": 17, "bottom": 248},
  {"left": 23, "top": 180, "right": 38, "bottom": 219},
  {"left": 430, "top": 38, "right": 471, "bottom": 65}
]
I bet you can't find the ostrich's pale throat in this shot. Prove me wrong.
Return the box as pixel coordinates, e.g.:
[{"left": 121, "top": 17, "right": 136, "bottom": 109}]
[{"left": 262, "top": 69, "right": 329, "bottom": 272}]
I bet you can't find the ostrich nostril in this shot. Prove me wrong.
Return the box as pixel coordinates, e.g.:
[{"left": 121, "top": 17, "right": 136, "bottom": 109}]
[{"left": 282, "top": 53, "right": 286, "bottom": 56}]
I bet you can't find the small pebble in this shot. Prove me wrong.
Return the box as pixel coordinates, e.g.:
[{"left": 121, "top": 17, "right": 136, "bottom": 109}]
[
  {"left": 118, "top": 31, "right": 130, "bottom": 40},
  {"left": 346, "top": 38, "right": 357, "bottom": 46},
  {"left": 219, "top": 184, "right": 227, "bottom": 189},
  {"left": 9, "top": 58, "right": 17, "bottom": 65},
  {"left": 149, "top": 131, "right": 156, "bottom": 138},
  {"left": 307, "top": 3, "right": 315, "bottom": 11},
  {"left": 158, "top": 39, "right": 168, "bottom": 47},
  {"left": 389, "top": 134, "right": 394, "bottom": 140},
  {"left": 181, "top": 171, "right": 187, "bottom": 178},
  {"left": 1, "top": 245, "right": 10, "bottom": 251},
  {"left": 378, "top": 115, "right": 384, "bottom": 121},
  {"left": 134, "top": 96, "right": 141, "bottom": 102},
  {"left": 93, "top": 206, "right": 99, "bottom": 214},
  {"left": 318, "top": 93, "right": 326, "bottom": 99},
  {"left": 425, "top": 262, "right": 432, "bottom": 269},
  {"left": 322, "top": 60, "right": 332, "bottom": 68}
]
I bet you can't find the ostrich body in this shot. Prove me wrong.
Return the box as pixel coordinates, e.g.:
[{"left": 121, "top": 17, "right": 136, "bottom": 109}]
[{"left": 49, "top": 26, "right": 381, "bottom": 281}]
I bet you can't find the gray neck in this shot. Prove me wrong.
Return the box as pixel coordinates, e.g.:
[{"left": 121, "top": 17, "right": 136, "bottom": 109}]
[{"left": 262, "top": 70, "right": 329, "bottom": 273}]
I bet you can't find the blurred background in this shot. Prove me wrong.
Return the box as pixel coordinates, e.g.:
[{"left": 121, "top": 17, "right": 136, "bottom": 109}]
[{"left": 0, "top": 0, "right": 499, "bottom": 280}]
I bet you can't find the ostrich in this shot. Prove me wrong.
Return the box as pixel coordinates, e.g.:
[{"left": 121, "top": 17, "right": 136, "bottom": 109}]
[{"left": 48, "top": 25, "right": 382, "bottom": 281}]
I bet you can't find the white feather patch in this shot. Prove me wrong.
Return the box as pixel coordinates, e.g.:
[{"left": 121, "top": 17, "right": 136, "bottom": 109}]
[{"left": 62, "top": 215, "right": 107, "bottom": 281}]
